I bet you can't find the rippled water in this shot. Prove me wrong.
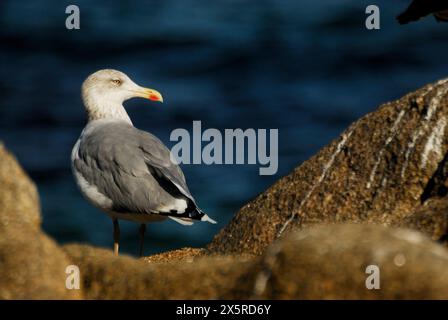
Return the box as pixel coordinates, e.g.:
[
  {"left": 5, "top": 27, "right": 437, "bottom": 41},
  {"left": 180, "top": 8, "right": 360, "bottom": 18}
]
[{"left": 1, "top": 0, "right": 448, "bottom": 255}]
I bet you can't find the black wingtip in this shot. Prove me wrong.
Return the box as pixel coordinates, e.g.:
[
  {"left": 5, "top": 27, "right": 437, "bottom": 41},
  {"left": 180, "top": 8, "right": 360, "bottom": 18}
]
[{"left": 190, "top": 207, "right": 217, "bottom": 224}]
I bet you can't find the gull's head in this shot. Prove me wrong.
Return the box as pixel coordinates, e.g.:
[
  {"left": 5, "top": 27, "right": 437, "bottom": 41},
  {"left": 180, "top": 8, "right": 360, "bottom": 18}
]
[{"left": 81, "top": 69, "right": 163, "bottom": 122}]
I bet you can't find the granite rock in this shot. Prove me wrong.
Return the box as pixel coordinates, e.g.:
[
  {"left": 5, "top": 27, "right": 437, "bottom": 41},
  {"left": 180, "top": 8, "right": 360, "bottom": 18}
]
[
  {"left": 209, "top": 78, "right": 448, "bottom": 255},
  {"left": 251, "top": 224, "right": 448, "bottom": 299}
]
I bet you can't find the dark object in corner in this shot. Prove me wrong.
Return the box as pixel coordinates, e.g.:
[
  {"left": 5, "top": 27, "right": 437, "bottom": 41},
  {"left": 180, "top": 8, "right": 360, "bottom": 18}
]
[{"left": 397, "top": 0, "right": 448, "bottom": 24}]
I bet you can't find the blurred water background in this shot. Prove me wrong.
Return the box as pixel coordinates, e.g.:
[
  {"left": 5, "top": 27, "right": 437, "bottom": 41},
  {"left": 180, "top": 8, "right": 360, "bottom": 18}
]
[{"left": 1, "top": 0, "right": 448, "bottom": 255}]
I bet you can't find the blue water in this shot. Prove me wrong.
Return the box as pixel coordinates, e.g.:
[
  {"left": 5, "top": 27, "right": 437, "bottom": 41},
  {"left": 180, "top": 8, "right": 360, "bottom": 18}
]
[{"left": 1, "top": 0, "right": 448, "bottom": 255}]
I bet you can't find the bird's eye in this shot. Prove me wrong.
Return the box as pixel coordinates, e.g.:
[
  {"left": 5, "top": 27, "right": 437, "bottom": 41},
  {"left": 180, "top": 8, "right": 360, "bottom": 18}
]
[{"left": 111, "top": 79, "right": 122, "bottom": 85}]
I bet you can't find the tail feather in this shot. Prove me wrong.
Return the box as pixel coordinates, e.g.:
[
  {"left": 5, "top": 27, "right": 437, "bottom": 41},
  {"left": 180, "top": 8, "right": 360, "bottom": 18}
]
[
  {"left": 194, "top": 207, "right": 217, "bottom": 224},
  {"left": 201, "top": 214, "right": 217, "bottom": 224}
]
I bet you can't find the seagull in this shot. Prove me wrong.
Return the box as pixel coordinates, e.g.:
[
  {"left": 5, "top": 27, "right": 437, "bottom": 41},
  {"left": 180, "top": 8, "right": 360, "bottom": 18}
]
[
  {"left": 397, "top": 0, "right": 448, "bottom": 24},
  {"left": 71, "top": 69, "right": 216, "bottom": 256}
]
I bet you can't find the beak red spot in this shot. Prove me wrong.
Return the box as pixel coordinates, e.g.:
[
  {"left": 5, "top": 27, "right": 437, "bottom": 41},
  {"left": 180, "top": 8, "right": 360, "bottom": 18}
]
[{"left": 149, "top": 94, "right": 160, "bottom": 101}]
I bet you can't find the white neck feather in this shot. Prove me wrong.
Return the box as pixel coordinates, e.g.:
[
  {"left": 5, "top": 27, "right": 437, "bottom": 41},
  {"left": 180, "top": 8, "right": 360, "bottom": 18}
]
[{"left": 82, "top": 92, "right": 133, "bottom": 125}]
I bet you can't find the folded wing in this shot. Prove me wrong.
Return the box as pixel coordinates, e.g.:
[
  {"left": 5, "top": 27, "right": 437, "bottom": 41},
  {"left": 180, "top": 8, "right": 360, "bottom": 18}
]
[{"left": 72, "top": 121, "right": 216, "bottom": 224}]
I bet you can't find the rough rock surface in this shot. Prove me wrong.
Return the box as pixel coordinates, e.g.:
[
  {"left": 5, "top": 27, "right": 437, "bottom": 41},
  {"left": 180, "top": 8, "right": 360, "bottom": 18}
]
[
  {"left": 142, "top": 247, "right": 205, "bottom": 263},
  {"left": 250, "top": 224, "right": 448, "bottom": 299},
  {"left": 393, "top": 198, "right": 448, "bottom": 244},
  {"left": 0, "top": 229, "right": 82, "bottom": 299},
  {"left": 0, "top": 142, "right": 81, "bottom": 299},
  {"left": 209, "top": 78, "right": 448, "bottom": 255},
  {"left": 63, "top": 244, "right": 254, "bottom": 299},
  {"left": 63, "top": 224, "right": 448, "bottom": 299},
  {"left": 0, "top": 143, "right": 40, "bottom": 230}
]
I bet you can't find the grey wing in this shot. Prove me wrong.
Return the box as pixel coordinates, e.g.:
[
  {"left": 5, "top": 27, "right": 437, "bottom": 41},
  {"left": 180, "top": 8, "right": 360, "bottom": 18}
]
[
  {"left": 137, "top": 129, "right": 195, "bottom": 202},
  {"left": 73, "top": 123, "right": 202, "bottom": 219}
]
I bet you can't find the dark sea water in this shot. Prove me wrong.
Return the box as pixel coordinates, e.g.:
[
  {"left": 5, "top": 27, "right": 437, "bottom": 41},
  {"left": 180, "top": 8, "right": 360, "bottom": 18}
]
[{"left": 1, "top": 0, "right": 448, "bottom": 255}]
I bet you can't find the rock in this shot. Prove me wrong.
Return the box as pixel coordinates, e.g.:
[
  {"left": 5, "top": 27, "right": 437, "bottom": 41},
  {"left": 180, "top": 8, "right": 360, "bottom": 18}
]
[
  {"left": 0, "top": 143, "right": 82, "bottom": 299},
  {"left": 393, "top": 198, "right": 448, "bottom": 243},
  {"left": 62, "top": 224, "right": 448, "bottom": 300},
  {"left": 142, "top": 247, "right": 205, "bottom": 263},
  {"left": 0, "top": 143, "right": 41, "bottom": 230},
  {"left": 251, "top": 224, "right": 448, "bottom": 299},
  {"left": 0, "top": 229, "right": 82, "bottom": 299},
  {"left": 63, "top": 244, "right": 255, "bottom": 299},
  {"left": 209, "top": 78, "right": 448, "bottom": 255}
]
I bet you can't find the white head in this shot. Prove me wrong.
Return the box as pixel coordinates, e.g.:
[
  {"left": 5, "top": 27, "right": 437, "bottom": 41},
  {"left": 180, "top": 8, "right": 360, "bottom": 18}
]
[{"left": 81, "top": 69, "right": 163, "bottom": 123}]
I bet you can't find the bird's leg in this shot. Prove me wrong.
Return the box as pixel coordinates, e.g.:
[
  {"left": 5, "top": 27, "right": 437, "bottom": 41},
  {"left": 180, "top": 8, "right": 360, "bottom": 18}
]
[
  {"left": 113, "top": 218, "right": 120, "bottom": 256},
  {"left": 139, "top": 223, "right": 146, "bottom": 257}
]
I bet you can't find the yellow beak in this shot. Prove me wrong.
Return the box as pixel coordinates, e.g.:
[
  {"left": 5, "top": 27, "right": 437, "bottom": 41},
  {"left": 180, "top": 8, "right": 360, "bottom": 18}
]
[{"left": 133, "top": 87, "right": 164, "bottom": 103}]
